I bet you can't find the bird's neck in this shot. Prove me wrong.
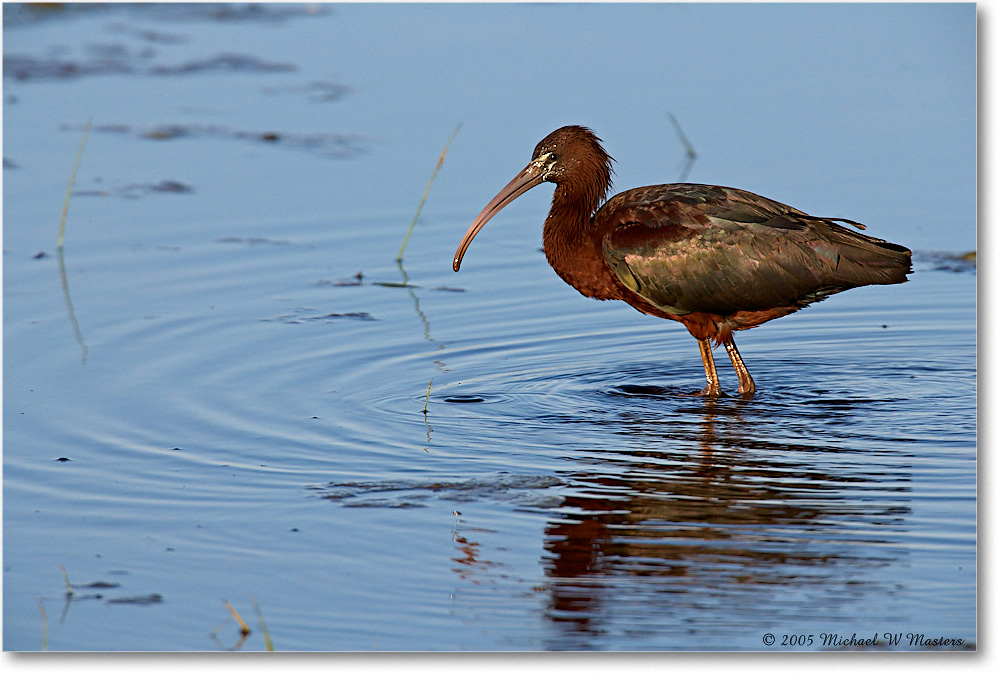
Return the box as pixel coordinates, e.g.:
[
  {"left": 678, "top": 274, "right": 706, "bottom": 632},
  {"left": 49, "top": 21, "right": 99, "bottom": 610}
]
[{"left": 542, "top": 187, "right": 621, "bottom": 301}]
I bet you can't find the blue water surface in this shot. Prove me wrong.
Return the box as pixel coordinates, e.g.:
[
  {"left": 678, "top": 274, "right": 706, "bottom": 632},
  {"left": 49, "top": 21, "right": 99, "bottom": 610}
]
[{"left": 2, "top": 3, "right": 976, "bottom": 651}]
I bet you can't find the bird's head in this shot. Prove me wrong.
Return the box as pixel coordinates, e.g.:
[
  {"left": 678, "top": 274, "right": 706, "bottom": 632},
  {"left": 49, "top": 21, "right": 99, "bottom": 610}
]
[{"left": 453, "top": 126, "right": 614, "bottom": 272}]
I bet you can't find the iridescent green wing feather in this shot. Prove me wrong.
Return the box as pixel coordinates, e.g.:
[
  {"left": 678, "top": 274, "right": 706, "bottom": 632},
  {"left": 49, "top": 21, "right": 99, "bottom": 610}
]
[{"left": 600, "top": 185, "right": 911, "bottom": 317}]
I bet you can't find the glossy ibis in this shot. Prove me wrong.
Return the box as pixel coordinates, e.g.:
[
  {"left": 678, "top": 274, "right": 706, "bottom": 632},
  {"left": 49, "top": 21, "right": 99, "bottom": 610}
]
[{"left": 453, "top": 126, "right": 912, "bottom": 396}]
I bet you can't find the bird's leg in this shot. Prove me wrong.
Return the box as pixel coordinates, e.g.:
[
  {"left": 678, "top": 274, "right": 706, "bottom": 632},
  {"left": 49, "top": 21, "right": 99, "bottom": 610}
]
[
  {"left": 697, "top": 338, "right": 723, "bottom": 396},
  {"left": 723, "top": 337, "right": 755, "bottom": 396}
]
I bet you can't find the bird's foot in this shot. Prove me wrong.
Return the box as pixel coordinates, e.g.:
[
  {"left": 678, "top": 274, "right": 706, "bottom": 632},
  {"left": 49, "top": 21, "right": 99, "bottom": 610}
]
[{"left": 697, "top": 384, "right": 724, "bottom": 397}]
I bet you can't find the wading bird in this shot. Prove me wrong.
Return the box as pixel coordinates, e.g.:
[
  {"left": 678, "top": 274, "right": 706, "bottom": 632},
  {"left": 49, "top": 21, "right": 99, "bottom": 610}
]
[{"left": 453, "top": 126, "right": 911, "bottom": 396}]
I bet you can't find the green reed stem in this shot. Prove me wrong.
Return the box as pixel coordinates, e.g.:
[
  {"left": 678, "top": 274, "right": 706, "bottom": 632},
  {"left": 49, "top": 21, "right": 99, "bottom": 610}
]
[
  {"left": 59, "top": 117, "right": 92, "bottom": 250},
  {"left": 423, "top": 379, "right": 433, "bottom": 414},
  {"left": 250, "top": 595, "right": 274, "bottom": 651},
  {"left": 60, "top": 564, "right": 74, "bottom": 596},
  {"left": 398, "top": 124, "right": 462, "bottom": 262}
]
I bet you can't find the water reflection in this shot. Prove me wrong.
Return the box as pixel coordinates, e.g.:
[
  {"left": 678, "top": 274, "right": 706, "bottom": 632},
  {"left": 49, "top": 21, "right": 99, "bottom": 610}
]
[
  {"left": 58, "top": 245, "right": 88, "bottom": 364},
  {"left": 450, "top": 512, "right": 500, "bottom": 582},
  {"left": 539, "top": 396, "right": 912, "bottom": 646}
]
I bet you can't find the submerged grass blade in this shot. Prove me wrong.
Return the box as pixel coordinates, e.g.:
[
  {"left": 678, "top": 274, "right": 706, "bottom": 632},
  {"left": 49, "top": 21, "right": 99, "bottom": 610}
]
[
  {"left": 59, "top": 117, "right": 92, "bottom": 250},
  {"left": 423, "top": 379, "right": 433, "bottom": 414},
  {"left": 397, "top": 123, "right": 462, "bottom": 262},
  {"left": 250, "top": 595, "right": 274, "bottom": 651},
  {"left": 224, "top": 600, "right": 251, "bottom": 636},
  {"left": 60, "top": 564, "right": 74, "bottom": 597}
]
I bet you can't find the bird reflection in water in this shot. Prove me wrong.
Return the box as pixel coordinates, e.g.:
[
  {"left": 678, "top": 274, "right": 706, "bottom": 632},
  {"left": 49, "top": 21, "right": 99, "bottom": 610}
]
[{"left": 537, "top": 396, "right": 912, "bottom": 644}]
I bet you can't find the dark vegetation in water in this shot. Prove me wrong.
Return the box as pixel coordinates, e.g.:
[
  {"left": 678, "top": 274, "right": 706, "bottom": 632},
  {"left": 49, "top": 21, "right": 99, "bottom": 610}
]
[
  {"left": 216, "top": 236, "right": 290, "bottom": 246},
  {"left": 106, "top": 594, "right": 164, "bottom": 606},
  {"left": 4, "top": 51, "right": 295, "bottom": 81},
  {"left": 313, "top": 271, "right": 465, "bottom": 292},
  {"left": 57, "top": 567, "right": 160, "bottom": 607},
  {"left": 60, "top": 580, "right": 123, "bottom": 602},
  {"left": 263, "top": 311, "right": 376, "bottom": 324},
  {"left": 312, "top": 474, "right": 563, "bottom": 509},
  {"left": 262, "top": 80, "right": 351, "bottom": 103},
  {"left": 4, "top": 3, "right": 360, "bottom": 194},
  {"left": 3, "top": 4, "right": 348, "bottom": 107},
  {"left": 73, "top": 179, "right": 194, "bottom": 199},
  {"left": 271, "top": 265, "right": 466, "bottom": 326},
  {"left": 915, "top": 250, "right": 976, "bottom": 273},
  {"left": 150, "top": 53, "right": 295, "bottom": 77},
  {"left": 2, "top": 2, "right": 330, "bottom": 30},
  {"left": 59, "top": 122, "right": 365, "bottom": 160},
  {"left": 321, "top": 272, "right": 366, "bottom": 287}
]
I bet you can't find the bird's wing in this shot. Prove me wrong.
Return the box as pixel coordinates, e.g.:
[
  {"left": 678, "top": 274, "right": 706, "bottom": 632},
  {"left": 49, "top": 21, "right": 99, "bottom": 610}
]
[{"left": 599, "top": 185, "right": 909, "bottom": 317}]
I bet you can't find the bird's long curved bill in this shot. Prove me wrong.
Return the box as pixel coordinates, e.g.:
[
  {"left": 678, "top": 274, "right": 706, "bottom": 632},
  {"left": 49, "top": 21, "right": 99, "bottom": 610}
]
[{"left": 453, "top": 162, "right": 546, "bottom": 272}]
